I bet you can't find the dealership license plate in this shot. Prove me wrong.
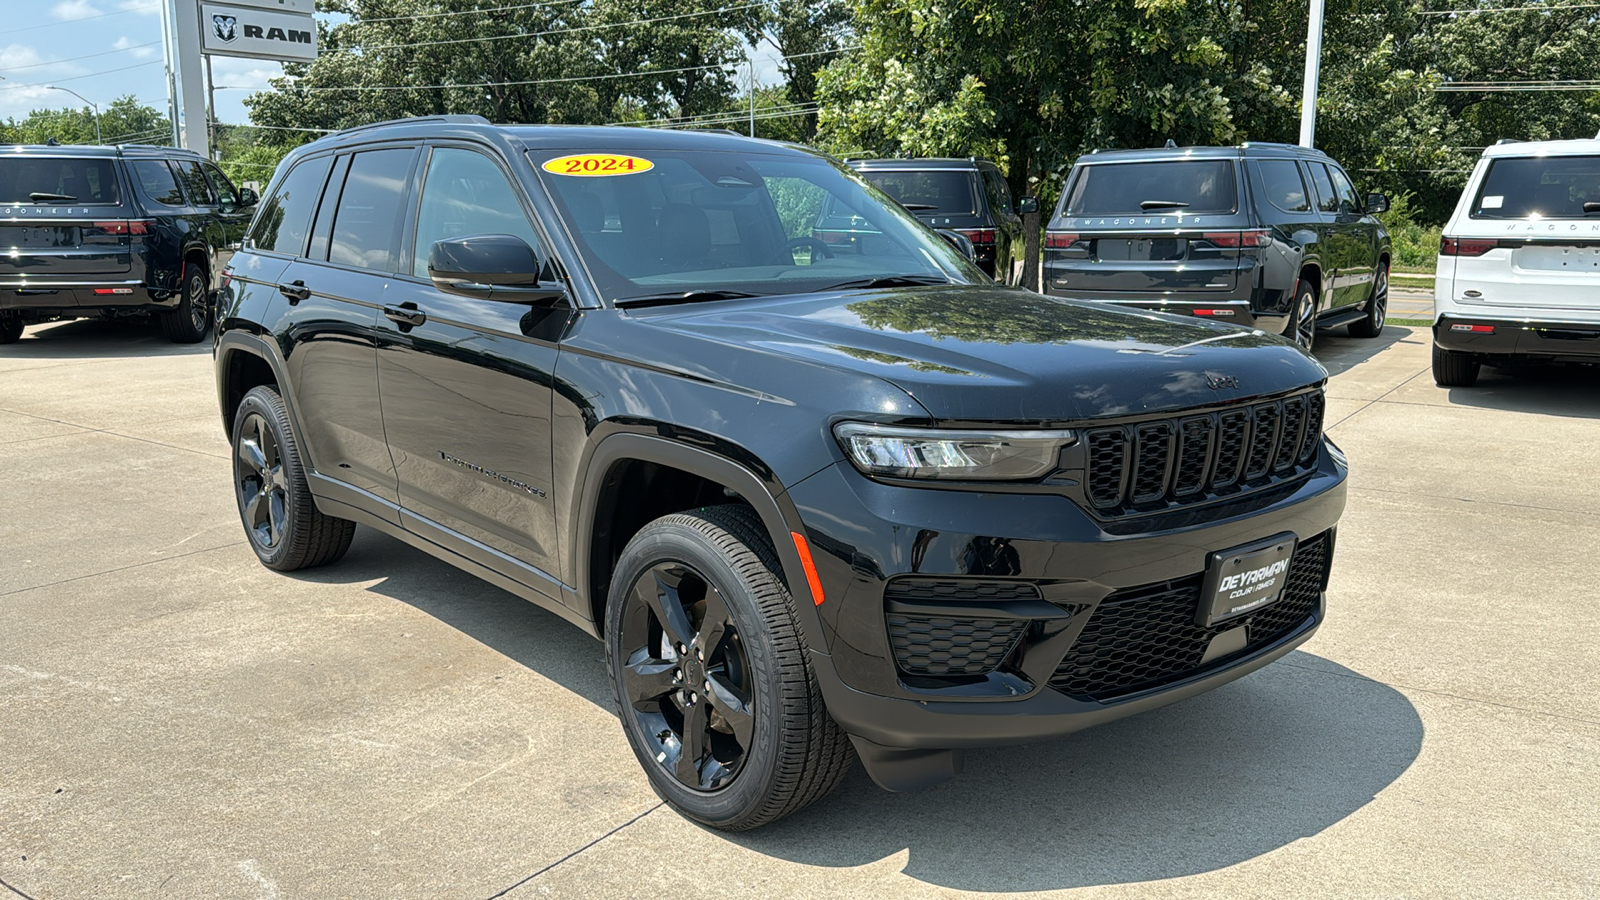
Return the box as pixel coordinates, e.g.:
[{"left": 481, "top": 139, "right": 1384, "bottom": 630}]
[{"left": 1197, "top": 533, "right": 1297, "bottom": 627}]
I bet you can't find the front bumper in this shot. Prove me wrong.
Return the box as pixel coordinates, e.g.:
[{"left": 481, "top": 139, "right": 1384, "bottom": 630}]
[
  {"left": 1435, "top": 315, "right": 1600, "bottom": 363},
  {"left": 785, "top": 442, "right": 1347, "bottom": 750}
]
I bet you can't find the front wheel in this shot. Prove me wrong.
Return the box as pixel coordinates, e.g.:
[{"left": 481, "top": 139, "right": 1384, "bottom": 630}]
[
  {"left": 605, "top": 505, "right": 854, "bottom": 830},
  {"left": 1432, "top": 345, "right": 1481, "bottom": 387},
  {"left": 160, "top": 266, "right": 211, "bottom": 344},
  {"left": 231, "top": 385, "right": 356, "bottom": 570},
  {"left": 1349, "top": 265, "right": 1388, "bottom": 338}
]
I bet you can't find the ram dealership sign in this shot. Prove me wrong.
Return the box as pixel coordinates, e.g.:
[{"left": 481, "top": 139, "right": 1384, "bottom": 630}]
[{"left": 200, "top": 1, "right": 317, "bottom": 62}]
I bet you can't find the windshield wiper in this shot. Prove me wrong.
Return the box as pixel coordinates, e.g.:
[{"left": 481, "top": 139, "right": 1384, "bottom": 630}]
[
  {"left": 1140, "top": 199, "right": 1190, "bottom": 210},
  {"left": 898, "top": 203, "right": 939, "bottom": 211},
  {"left": 1584, "top": 201, "right": 1600, "bottom": 215},
  {"left": 30, "top": 192, "right": 76, "bottom": 201},
  {"left": 616, "top": 289, "right": 761, "bottom": 308},
  {"left": 819, "top": 275, "right": 950, "bottom": 291}
]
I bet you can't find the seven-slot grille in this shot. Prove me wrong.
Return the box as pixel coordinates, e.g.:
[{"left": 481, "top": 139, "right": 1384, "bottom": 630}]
[{"left": 1083, "top": 390, "right": 1324, "bottom": 514}]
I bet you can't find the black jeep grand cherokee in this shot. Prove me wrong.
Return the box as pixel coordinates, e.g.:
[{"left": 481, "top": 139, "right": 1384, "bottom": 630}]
[{"left": 215, "top": 117, "right": 1347, "bottom": 830}]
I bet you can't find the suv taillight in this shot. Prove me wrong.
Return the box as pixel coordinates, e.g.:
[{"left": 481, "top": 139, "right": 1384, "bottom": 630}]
[
  {"left": 1044, "top": 232, "right": 1080, "bottom": 249},
  {"left": 954, "top": 228, "right": 996, "bottom": 245},
  {"left": 1440, "top": 237, "right": 1496, "bottom": 257},
  {"left": 1202, "top": 230, "right": 1272, "bottom": 248},
  {"left": 92, "top": 220, "right": 153, "bottom": 236}
]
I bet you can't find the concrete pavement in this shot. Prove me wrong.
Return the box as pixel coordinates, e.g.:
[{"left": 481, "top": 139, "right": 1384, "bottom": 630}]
[{"left": 1, "top": 318, "right": 1596, "bottom": 898}]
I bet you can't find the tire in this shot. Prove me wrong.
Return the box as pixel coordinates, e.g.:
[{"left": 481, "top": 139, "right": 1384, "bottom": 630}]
[
  {"left": 1284, "top": 279, "right": 1318, "bottom": 352},
  {"left": 0, "top": 315, "right": 22, "bottom": 345},
  {"left": 1432, "top": 344, "right": 1481, "bottom": 387},
  {"left": 160, "top": 265, "right": 211, "bottom": 344},
  {"left": 605, "top": 504, "right": 854, "bottom": 831},
  {"left": 230, "top": 385, "right": 356, "bottom": 571},
  {"left": 1349, "top": 264, "right": 1387, "bottom": 338}
]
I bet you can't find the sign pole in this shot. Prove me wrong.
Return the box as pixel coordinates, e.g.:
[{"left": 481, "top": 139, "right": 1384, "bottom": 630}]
[
  {"left": 1299, "top": 0, "right": 1325, "bottom": 149},
  {"left": 169, "top": 0, "right": 209, "bottom": 156}
]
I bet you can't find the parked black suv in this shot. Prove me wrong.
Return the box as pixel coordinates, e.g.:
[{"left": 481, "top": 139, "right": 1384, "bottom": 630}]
[
  {"left": 1043, "top": 143, "right": 1392, "bottom": 351},
  {"left": 0, "top": 143, "right": 257, "bottom": 344},
  {"left": 215, "top": 117, "right": 1347, "bottom": 830},
  {"left": 826, "top": 157, "right": 1038, "bottom": 283}
]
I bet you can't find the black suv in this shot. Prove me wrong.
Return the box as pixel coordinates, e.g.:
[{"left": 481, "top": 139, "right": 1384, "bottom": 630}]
[
  {"left": 1043, "top": 143, "right": 1392, "bottom": 351},
  {"left": 0, "top": 143, "right": 257, "bottom": 344},
  {"left": 827, "top": 157, "right": 1038, "bottom": 283},
  {"left": 215, "top": 117, "right": 1347, "bottom": 830}
]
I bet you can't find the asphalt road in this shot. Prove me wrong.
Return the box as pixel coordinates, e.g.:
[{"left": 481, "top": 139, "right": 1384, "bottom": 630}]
[{"left": 2, "top": 318, "right": 1596, "bottom": 899}]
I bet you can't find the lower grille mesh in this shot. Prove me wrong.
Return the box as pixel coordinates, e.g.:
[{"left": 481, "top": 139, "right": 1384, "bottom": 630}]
[
  {"left": 1049, "top": 533, "right": 1329, "bottom": 700},
  {"left": 887, "top": 615, "right": 1027, "bottom": 676}
]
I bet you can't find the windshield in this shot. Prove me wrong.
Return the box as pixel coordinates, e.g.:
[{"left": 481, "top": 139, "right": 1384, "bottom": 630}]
[
  {"left": 1471, "top": 156, "right": 1600, "bottom": 219},
  {"left": 529, "top": 149, "right": 978, "bottom": 303},
  {"left": 0, "top": 157, "right": 121, "bottom": 204},
  {"left": 1065, "top": 160, "right": 1238, "bottom": 216}
]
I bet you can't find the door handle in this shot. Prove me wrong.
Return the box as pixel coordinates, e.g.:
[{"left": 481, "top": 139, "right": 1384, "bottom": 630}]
[
  {"left": 383, "top": 303, "right": 427, "bottom": 327},
  {"left": 277, "top": 280, "right": 310, "bottom": 303}
]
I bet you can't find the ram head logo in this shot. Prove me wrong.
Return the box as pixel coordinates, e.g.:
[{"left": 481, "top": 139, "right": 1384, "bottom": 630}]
[{"left": 212, "top": 14, "right": 238, "bottom": 43}]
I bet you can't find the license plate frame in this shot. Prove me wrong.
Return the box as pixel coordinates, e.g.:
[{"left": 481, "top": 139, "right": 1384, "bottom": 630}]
[{"left": 1197, "top": 532, "right": 1297, "bottom": 628}]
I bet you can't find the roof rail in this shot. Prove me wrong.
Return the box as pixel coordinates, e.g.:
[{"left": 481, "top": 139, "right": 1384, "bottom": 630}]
[
  {"left": 335, "top": 114, "right": 492, "bottom": 136},
  {"left": 117, "top": 143, "right": 189, "bottom": 152},
  {"left": 1495, "top": 138, "right": 1519, "bottom": 145}
]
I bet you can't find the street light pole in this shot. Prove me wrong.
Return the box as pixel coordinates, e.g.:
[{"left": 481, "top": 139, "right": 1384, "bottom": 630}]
[
  {"left": 1299, "top": 0, "right": 1326, "bottom": 148},
  {"left": 41, "top": 85, "right": 103, "bottom": 144}
]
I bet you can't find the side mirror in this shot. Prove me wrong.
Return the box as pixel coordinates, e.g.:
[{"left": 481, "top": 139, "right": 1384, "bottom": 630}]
[
  {"left": 237, "top": 187, "right": 259, "bottom": 208},
  {"left": 1016, "top": 196, "right": 1040, "bottom": 216},
  {"left": 428, "top": 234, "right": 564, "bottom": 303},
  {"left": 1365, "top": 193, "right": 1390, "bottom": 215},
  {"left": 936, "top": 228, "right": 977, "bottom": 261}
]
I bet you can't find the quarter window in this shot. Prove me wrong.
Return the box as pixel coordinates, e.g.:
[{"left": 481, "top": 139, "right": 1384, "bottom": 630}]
[
  {"left": 411, "top": 148, "right": 541, "bottom": 278},
  {"left": 247, "top": 155, "right": 333, "bottom": 256},
  {"left": 1257, "top": 160, "right": 1310, "bottom": 213},
  {"left": 130, "top": 160, "right": 184, "bottom": 207},
  {"left": 328, "top": 148, "right": 415, "bottom": 272}
]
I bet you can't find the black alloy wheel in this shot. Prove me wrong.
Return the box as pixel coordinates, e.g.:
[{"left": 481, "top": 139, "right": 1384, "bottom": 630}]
[
  {"left": 1350, "top": 265, "right": 1388, "bottom": 338},
  {"left": 161, "top": 266, "right": 211, "bottom": 344},
  {"left": 1288, "top": 279, "right": 1318, "bottom": 352},
  {"left": 620, "top": 561, "right": 755, "bottom": 791},
  {"left": 606, "top": 505, "right": 854, "bottom": 830},
  {"left": 230, "top": 385, "right": 356, "bottom": 571}
]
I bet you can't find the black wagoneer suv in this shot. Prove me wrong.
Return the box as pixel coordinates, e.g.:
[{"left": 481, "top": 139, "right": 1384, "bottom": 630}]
[
  {"left": 215, "top": 117, "right": 1348, "bottom": 830},
  {"left": 1043, "top": 143, "right": 1392, "bottom": 351},
  {"left": 0, "top": 143, "right": 257, "bottom": 344}
]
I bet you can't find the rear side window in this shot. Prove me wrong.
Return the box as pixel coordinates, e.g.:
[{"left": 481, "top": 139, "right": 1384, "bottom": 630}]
[
  {"left": 0, "top": 157, "right": 120, "bottom": 204},
  {"left": 130, "top": 160, "right": 185, "bottom": 207},
  {"left": 1471, "top": 155, "right": 1600, "bottom": 219},
  {"left": 171, "top": 159, "right": 215, "bottom": 206},
  {"left": 861, "top": 170, "right": 978, "bottom": 217},
  {"left": 248, "top": 155, "right": 333, "bottom": 256},
  {"left": 329, "top": 148, "right": 415, "bottom": 271},
  {"left": 1256, "top": 160, "right": 1310, "bottom": 213},
  {"left": 1065, "top": 160, "right": 1237, "bottom": 216}
]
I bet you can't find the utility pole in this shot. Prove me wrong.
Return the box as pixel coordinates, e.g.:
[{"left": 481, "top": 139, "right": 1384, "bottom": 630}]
[
  {"left": 1299, "top": 0, "right": 1326, "bottom": 148},
  {"left": 748, "top": 58, "right": 756, "bottom": 138},
  {"left": 206, "top": 54, "right": 216, "bottom": 159}
]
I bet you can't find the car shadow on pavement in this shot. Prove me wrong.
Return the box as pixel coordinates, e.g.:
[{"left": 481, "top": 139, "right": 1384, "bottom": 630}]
[
  {"left": 0, "top": 319, "right": 212, "bottom": 359},
  {"left": 295, "top": 530, "right": 1422, "bottom": 893},
  {"left": 1443, "top": 363, "right": 1600, "bottom": 419},
  {"left": 1313, "top": 324, "right": 1420, "bottom": 377}
]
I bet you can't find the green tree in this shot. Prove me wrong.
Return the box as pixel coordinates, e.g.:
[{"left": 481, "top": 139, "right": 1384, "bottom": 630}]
[{"left": 1, "top": 96, "right": 170, "bottom": 146}]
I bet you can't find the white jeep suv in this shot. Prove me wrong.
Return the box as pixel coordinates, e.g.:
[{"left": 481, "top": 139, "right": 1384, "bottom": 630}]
[{"left": 1432, "top": 138, "right": 1600, "bottom": 386}]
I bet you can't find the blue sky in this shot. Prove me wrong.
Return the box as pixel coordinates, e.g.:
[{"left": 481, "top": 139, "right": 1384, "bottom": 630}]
[{"left": 3, "top": 1, "right": 787, "bottom": 138}]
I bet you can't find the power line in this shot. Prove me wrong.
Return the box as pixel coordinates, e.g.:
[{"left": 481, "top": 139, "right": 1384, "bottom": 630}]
[
  {"left": 7, "top": 8, "right": 138, "bottom": 33},
  {"left": 1419, "top": 3, "right": 1600, "bottom": 14},
  {"left": 318, "top": 3, "right": 763, "bottom": 56},
  {"left": 354, "top": 0, "right": 584, "bottom": 24},
  {"left": 0, "top": 60, "right": 162, "bottom": 90},
  {"left": 0, "top": 41, "right": 162, "bottom": 73},
  {"left": 1435, "top": 80, "right": 1600, "bottom": 91}
]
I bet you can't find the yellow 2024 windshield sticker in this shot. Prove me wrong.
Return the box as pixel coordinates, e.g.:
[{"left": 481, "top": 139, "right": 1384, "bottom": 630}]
[{"left": 542, "top": 153, "right": 654, "bottom": 176}]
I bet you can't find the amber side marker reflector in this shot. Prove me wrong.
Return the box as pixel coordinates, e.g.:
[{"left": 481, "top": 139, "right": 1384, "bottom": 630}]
[{"left": 790, "top": 532, "right": 825, "bottom": 606}]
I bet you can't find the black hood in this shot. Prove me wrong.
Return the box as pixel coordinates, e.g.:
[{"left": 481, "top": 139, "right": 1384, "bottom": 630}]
[{"left": 632, "top": 285, "right": 1329, "bottom": 424}]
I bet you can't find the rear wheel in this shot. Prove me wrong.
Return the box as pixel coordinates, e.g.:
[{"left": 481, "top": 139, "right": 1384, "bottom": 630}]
[
  {"left": 1432, "top": 345, "right": 1481, "bottom": 387},
  {"left": 1349, "top": 264, "right": 1387, "bottom": 338},
  {"left": 0, "top": 314, "right": 22, "bottom": 345},
  {"left": 606, "top": 505, "right": 853, "bottom": 830},
  {"left": 160, "top": 266, "right": 211, "bottom": 344},
  {"left": 1285, "top": 279, "right": 1318, "bottom": 352},
  {"left": 231, "top": 385, "right": 356, "bottom": 570}
]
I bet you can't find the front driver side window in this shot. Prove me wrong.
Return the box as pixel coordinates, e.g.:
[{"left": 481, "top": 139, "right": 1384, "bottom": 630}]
[{"left": 412, "top": 148, "right": 543, "bottom": 279}]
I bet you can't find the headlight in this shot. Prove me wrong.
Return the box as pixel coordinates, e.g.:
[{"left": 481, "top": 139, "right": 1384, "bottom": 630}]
[{"left": 833, "top": 423, "right": 1077, "bottom": 481}]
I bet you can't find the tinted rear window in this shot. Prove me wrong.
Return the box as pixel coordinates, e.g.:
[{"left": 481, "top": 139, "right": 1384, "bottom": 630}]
[
  {"left": 130, "top": 160, "right": 184, "bottom": 207},
  {"left": 1065, "top": 160, "right": 1238, "bottom": 216},
  {"left": 858, "top": 170, "right": 978, "bottom": 216},
  {"left": 0, "top": 157, "right": 120, "bottom": 204},
  {"left": 249, "top": 155, "right": 333, "bottom": 256},
  {"left": 1472, "top": 156, "right": 1600, "bottom": 219}
]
